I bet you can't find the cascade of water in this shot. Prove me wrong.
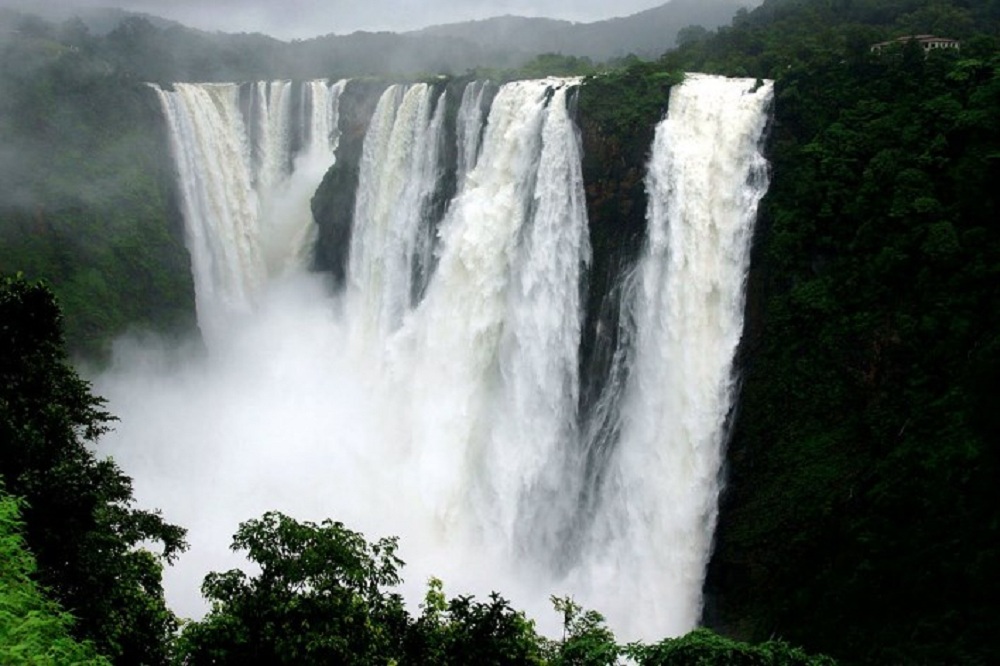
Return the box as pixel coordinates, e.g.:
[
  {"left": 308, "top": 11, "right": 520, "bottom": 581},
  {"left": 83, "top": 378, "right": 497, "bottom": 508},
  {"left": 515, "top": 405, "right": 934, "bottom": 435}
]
[
  {"left": 582, "top": 73, "right": 773, "bottom": 638},
  {"left": 455, "top": 80, "right": 491, "bottom": 189},
  {"left": 154, "top": 79, "right": 346, "bottom": 338},
  {"left": 251, "top": 81, "right": 294, "bottom": 195},
  {"left": 153, "top": 83, "right": 263, "bottom": 339},
  {"left": 304, "top": 79, "right": 347, "bottom": 159},
  {"left": 347, "top": 83, "right": 446, "bottom": 344},
  {"left": 486, "top": 83, "right": 591, "bottom": 562},
  {"left": 262, "top": 80, "right": 348, "bottom": 274},
  {"left": 132, "top": 73, "right": 775, "bottom": 642},
  {"left": 391, "top": 79, "right": 577, "bottom": 543}
]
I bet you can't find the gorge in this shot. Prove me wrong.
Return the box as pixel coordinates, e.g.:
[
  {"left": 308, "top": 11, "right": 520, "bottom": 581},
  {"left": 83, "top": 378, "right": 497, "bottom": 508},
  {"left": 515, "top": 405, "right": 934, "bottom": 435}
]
[
  {"left": 94, "top": 74, "right": 774, "bottom": 640},
  {"left": 5, "top": 1, "right": 1000, "bottom": 662}
]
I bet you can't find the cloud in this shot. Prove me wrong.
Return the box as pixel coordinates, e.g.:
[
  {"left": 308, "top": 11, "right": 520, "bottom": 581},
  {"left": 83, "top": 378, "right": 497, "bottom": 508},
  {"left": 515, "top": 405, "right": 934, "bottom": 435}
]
[{"left": 1, "top": 0, "right": 677, "bottom": 39}]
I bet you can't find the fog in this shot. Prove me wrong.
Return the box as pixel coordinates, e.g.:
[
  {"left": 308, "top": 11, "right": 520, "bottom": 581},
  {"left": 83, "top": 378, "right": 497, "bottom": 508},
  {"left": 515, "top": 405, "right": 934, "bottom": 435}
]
[
  {"left": 2, "top": 0, "right": 687, "bottom": 38},
  {"left": 92, "top": 273, "right": 579, "bottom": 634}
]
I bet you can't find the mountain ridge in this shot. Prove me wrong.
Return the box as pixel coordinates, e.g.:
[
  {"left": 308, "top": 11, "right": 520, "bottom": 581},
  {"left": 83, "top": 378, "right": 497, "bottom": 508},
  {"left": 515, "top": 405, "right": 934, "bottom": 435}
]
[{"left": 410, "top": 0, "right": 754, "bottom": 60}]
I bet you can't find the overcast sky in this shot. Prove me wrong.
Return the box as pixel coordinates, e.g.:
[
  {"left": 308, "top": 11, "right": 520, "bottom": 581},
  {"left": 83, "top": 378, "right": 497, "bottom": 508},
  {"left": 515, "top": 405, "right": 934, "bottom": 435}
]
[{"left": 4, "top": 0, "right": 680, "bottom": 39}]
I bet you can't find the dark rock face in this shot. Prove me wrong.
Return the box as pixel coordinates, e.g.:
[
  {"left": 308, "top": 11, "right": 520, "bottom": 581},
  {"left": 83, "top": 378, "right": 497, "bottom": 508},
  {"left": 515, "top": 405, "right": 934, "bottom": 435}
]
[
  {"left": 311, "top": 79, "right": 389, "bottom": 287},
  {"left": 574, "top": 79, "right": 667, "bottom": 458},
  {"left": 576, "top": 109, "right": 652, "bottom": 416}
]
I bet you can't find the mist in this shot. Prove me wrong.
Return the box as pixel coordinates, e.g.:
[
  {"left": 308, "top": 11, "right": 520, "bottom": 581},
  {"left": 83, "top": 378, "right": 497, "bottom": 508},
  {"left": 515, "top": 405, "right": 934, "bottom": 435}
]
[
  {"left": 92, "top": 270, "right": 580, "bottom": 634},
  {"left": 2, "top": 0, "right": 697, "bottom": 38}
]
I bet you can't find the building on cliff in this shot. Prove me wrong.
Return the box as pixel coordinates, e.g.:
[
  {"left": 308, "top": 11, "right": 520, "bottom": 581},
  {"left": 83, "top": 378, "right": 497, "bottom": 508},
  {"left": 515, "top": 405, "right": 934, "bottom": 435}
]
[{"left": 871, "top": 34, "right": 960, "bottom": 54}]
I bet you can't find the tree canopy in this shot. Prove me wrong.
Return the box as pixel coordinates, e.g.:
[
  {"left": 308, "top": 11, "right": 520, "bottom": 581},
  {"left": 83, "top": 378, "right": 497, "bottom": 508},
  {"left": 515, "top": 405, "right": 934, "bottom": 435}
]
[
  {"left": 0, "top": 274, "right": 186, "bottom": 663},
  {"left": 0, "top": 487, "right": 110, "bottom": 666},
  {"left": 176, "top": 510, "right": 834, "bottom": 666}
]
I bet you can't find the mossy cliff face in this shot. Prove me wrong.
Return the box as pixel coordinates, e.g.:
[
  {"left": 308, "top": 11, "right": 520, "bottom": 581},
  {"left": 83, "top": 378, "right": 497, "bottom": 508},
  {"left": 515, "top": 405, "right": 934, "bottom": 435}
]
[
  {"left": 702, "top": 50, "right": 1000, "bottom": 664},
  {"left": 575, "top": 71, "right": 672, "bottom": 413}
]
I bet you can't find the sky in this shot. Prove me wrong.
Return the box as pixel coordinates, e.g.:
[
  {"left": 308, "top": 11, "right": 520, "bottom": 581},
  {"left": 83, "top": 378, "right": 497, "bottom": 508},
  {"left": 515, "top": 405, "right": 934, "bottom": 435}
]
[{"left": 5, "top": 0, "right": 678, "bottom": 39}]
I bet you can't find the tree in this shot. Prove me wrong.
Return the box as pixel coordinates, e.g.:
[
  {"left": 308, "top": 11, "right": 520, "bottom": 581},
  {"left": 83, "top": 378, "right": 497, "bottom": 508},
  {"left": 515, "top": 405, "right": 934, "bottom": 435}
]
[
  {"left": 0, "top": 486, "right": 110, "bottom": 665},
  {"left": 628, "top": 629, "right": 836, "bottom": 665},
  {"left": 0, "top": 274, "right": 186, "bottom": 664},
  {"left": 176, "top": 511, "right": 409, "bottom": 665},
  {"left": 676, "top": 25, "right": 711, "bottom": 47},
  {"left": 405, "top": 578, "right": 546, "bottom": 666},
  {"left": 178, "top": 511, "right": 552, "bottom": 665},
  {"left": 548, "top": 597, "right": 619, "bottom": 666}
]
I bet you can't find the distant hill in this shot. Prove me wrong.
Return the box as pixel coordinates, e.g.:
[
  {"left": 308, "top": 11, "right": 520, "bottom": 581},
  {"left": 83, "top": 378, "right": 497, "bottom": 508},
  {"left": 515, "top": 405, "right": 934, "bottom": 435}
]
[
  {"left": 59, "top": 7, "right": 184, "bottom": 35},
  {"left": 1, "top": 1, "right": 754, "bottom": 82},
  {"left": 0, "top": 3, "right": 182, "bottom": 34},
  {"left": 413, "top": 0, "right": 754, "bottom": 61}
]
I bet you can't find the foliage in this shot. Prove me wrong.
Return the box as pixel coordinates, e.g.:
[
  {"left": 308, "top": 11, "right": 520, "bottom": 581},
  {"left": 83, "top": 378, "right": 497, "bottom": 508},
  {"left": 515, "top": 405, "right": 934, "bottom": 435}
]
[
  {"left": 467, "top": 52, "right": 598, "bottom": 83},
  {"left": 0, "top": 27, "right": 195, "bottom": 358},
  {"left": 405, "top": 578, "right": 546, "bottom": 665},
  {"left": 177, "top": 512, "right": 551, "bottom": 665},
  {"left": 660, "top": 0, "right": 1000, "bottom": 79},
  {"left": 178, "top": 511, "right": 829, "bottom": 665},
  {"left": 0, "top": 275, "right": 187, "bottom": 664},
  {"left": 579, "top": 62, "right": 682, "bottom": 138},
  {"left": 548, "top": 597, "right": 619, "bottom": 666},
  {"left": 0, "top": 486, "right": 111, "bottom": 666},
  {"left": 177, "top": 511, "right": 410, "bottom": 665},
  {"left": 627, "top": 629, "right": 835, "bottom": 665}
]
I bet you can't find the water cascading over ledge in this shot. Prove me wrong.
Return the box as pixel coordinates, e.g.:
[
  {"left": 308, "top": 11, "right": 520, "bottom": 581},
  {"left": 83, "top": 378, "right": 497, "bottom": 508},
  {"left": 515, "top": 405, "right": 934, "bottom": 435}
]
[
  {"left": 103, "top": 73, "right": 773, "bottom": 641},
  {"left": 152, "top": 79, "right": 347, "bottom": 341},
  {"left": 579, "top": 74, "right": 774, "bottom": 635}
]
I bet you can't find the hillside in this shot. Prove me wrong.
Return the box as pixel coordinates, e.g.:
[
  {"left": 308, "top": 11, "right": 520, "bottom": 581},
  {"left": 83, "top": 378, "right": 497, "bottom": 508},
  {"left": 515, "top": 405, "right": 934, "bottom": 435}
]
[{"left": 415, "top": 0, "right": 751, "bottom": 61}]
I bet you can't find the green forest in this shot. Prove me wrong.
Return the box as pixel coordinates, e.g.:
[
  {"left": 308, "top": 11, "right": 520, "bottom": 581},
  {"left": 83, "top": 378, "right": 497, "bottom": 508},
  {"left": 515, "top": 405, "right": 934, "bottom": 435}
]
[{"left": 3, "top": 0, "right": 1000, "bottom": 663}]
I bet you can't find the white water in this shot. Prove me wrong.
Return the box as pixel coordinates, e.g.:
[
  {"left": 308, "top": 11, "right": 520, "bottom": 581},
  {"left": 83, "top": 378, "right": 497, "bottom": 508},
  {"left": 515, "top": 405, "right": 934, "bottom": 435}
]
[
  {"left": 455, "top": 80, "right": 490, "bottom": 189},
  {"left": 153, "top": 79, "right": 346, "bottom": 342},
  {"left": 101, "top": 74, "right": 772, "bottom": 641},
  {"left": 348, "top": 83, "right": 446, "bottom": 343},
  {"left": 578, "top": 74, "right": 773, "bottom": 635}
]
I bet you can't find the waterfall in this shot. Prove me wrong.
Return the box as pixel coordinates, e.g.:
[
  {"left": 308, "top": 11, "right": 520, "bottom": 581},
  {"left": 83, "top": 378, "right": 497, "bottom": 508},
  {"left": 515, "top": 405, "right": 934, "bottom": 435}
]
[
  {"left": 153, "top": 79, "right": 346, "bottom": 340},
  {"left": 154, "top": 83, "right": 262, "bottom": 337},
  {"left": 250, "top": 81, "right": 293, "bottom": 195},
  {"left": 580, "top": 73, "right": 774, "bottom": 637},
  {"left": 108, "top": 73, "right": 773, "bottom": 641},
  {"left": 487, "top": 82, "right": 590, "bottom": 560},
  {"left": 347, "top": 83, "right": 446, "bottom": 344},
  {"left": 455, "top": 80, "right": 491, "bottom": 189},
  {"left": 385, "top": 79, "right": 589, "bottom": 550}
]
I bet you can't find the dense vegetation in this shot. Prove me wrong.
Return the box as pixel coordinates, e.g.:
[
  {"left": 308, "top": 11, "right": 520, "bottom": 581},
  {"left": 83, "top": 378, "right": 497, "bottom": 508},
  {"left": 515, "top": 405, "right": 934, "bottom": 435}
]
[
  {"left": 0, "top": 275, "right": 187, "bottom": 662},
  {"left": 0, "top": 18, "right": 194, "bottom": 357},
  {"left": 174, "top": 509, "right": 833, "bottom": 665},
  {"left": 0, "top": 488, "right": 109, "bottom": 665}
]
